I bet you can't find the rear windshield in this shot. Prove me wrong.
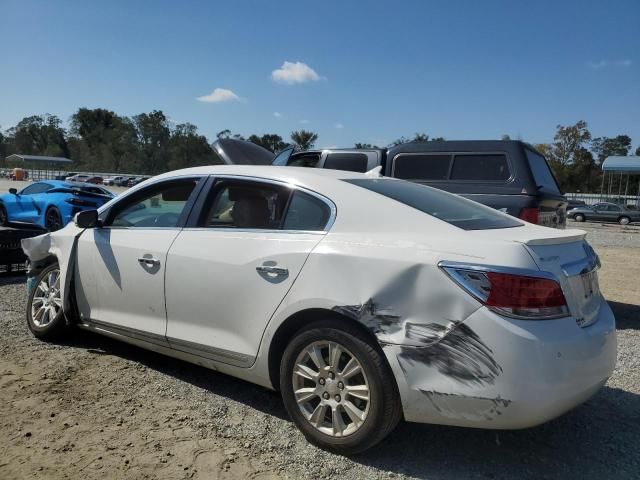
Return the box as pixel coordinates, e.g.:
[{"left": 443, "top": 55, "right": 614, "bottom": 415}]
[
  {"left": 324, "top": 153, "right": 368, "bottom": 172},
  {"left": 526, "top": 149, "right": 561, "bottom": 194},
  {"left": 344, "top": 178, "right": 523, "bottom": 230}
]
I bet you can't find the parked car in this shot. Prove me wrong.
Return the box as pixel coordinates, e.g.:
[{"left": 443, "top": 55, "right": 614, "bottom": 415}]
[
  {"left": 568, "top": 202, "right": 640, "bottom": 225},
  {"left": 567, "top": 199, "right": 586, "bottom": 210},
  {"left": 66, "top": 174, "right": 90, "bottom": 183},
  {"left": 104, "top": 176, "right": 124, "bottom": 186},
  {"left": 274, "top": 140, "right": 568, "bottom": 228},
  {"left": 116, "top": 176, "right": 138, "bottom": 187},
  {"left": 127, "top": 176, "right": 150, "bottom": 187},
  {"left": 22, "top": 157, "right": 615, "bottom": 454},
  {"left": 84, "top": 176, "right": 104, "bottom": 185},
  {"left": 0, "top": 180, "right": 115, "bottom": 231}
]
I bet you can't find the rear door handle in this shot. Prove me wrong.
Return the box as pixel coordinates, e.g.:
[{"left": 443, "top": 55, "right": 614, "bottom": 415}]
[
  {"left": 138, "top": 257, "right": 160, "bottom": 267},
  {"left": 256, "top": 265, "right": 289, "bottom": 276}
]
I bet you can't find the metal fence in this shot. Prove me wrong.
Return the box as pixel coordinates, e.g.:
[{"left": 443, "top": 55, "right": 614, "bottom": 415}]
[{"left": 565, "top": 192, "right": 640, "bottom": 207}]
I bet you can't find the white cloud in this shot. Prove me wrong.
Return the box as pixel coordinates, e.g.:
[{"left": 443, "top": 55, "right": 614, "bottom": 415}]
[
  {"left": 299, "top": 119, "right": 310, "bottom": 124},
  {"left": 271, "top": 61, "right": 322, "bottom": 84},
  {"left": 196, "top": 88, "right": 241, "bottom": 103},
  {"left": 273, "top": 111, "right": 282, "bottom": 118},
  {"left": 588, "top": 59, "right": 632, "bottom": 69},
  {"left": 335, "top": 123, "right": 344, "bottom": 129}
]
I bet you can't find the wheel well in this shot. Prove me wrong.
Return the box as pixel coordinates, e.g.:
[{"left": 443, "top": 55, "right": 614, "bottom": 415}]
[
  {"left": 27, "top": 255, "right": 58, "bottom": 278},
  {"left": 267, "top": 308, "right": 387, "bottom": 391}
]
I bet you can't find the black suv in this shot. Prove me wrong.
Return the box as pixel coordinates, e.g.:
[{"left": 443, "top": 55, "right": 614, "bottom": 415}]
[{"left": 273, "top": 140, "right": 567, "bottom": 228}]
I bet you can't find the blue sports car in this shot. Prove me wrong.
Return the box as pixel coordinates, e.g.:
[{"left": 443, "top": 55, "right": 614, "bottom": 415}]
[{"left": 0, "top": 180, "right": 115, "bottom": 231}]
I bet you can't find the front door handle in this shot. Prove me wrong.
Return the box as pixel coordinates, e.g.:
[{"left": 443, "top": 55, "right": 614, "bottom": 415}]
[
  {"left": 256, "top": 265, "right": 289, "bottom": 276},
  {"left": 138, "top": 257, "right": 160, "bottom": 267}
]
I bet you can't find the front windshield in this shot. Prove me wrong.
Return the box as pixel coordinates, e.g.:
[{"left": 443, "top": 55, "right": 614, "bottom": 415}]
[{"left": 272, "top": 147, "right": 294, "bottom": 166}]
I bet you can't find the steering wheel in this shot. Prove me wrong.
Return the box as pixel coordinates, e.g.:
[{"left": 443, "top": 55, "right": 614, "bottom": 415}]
[{"left": 154, "top": 212, "right": 180, "bottom": 227}]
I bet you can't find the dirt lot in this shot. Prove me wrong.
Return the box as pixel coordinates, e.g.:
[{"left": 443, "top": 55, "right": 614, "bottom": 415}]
[{"left": 0, "top": 227, "right": 639, "bottom": 479}]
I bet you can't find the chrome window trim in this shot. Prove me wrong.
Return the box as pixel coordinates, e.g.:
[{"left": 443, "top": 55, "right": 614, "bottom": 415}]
[{"left": 195, "top": 173, "right": 337, "bottom": 233}]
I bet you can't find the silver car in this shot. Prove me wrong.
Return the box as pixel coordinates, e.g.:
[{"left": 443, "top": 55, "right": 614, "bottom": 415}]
[{"left": 568, "top": 202, "right": 640, "bottom": 225}]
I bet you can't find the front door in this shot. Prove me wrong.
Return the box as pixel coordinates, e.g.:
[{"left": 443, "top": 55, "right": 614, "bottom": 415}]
[
  {"left": 74, "top": 177, "right": 202, "bottom": 337},
  {"left": 165, "top": 178, "right": 334, "bottom": 366}
]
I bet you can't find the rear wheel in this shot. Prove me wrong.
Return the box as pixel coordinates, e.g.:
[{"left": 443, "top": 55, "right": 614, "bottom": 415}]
[
  {"left": 26, "top": 263, "right": 68, "bottom": 340},
  {"left": 280, "top": 320, "right": 402, "bottom": 454},
  {"left": 0, "top": 204, "right": 7, "bottom": 226},
  {"left": 574, "top": 213, "right": 585, "bottom": 222},
  {"left": 619, "top": 216, "right": 631, "bottom": 225},
  {"left": 45, "top": 207, "right": 63, "bottom": 231}
]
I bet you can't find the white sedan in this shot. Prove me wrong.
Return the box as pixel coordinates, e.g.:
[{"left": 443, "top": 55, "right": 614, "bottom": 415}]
[{"left": 22, "top": 163, "right": 616, "bottom": 454}]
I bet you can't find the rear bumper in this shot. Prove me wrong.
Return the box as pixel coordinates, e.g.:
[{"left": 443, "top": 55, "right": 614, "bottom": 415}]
[{"left": 384, "top": 299, "right": 617, "bottom": 429}]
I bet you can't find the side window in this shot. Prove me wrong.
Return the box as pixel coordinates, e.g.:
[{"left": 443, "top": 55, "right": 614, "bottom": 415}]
[
  {"left": 287, "top": 153, "right": 321, "bottom": 168},
  {"left": 202, "top": 181, "right": 290, "bottom": 229},
  {"left": 392, "top": 154, "right": 452, "bottom": 180},
  {"left": 108, "top": 179, "right": 197, "bottom": 228},
  {"left": 323, "top": 153, "right": 369, "bottom": 172},
  {"left": 451, "top": 154, "right": 510, "bottom": 181},
  {"left": 21, "top": 183, "right": 52, "bottom": 195},
  {"left": 282, "top": 191, "right": 331, "bottom": 231}
]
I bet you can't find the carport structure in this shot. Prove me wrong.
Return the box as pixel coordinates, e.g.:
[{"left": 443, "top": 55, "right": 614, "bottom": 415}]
[
  {"left": 601, "top": 156, "right": 640, "bottom": 207},
  {"left": 4, "top": 154, "right": 73, "bottom": 181}
]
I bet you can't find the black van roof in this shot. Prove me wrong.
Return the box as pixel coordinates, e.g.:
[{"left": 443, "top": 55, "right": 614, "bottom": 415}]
[{"left": 387, "top": 139, "right": 532, "bottom": 156}]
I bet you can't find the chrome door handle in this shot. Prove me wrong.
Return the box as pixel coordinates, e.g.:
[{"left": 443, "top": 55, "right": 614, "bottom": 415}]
[
  {"left": 138, "top": 257, "right": 160, "bottom": 266},
  {"left": 256, "top": 265, "right": 289, "bottom": 276}
]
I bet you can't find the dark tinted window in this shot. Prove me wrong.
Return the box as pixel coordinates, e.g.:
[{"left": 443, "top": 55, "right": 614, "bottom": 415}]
[
  {"left": 21, "top": 183, "right": 53, "bottom": 195},
  {"left": 345, "top": 178, "right": 523, "bottom": 230},
  {"left": 287, "top": 153, "right": 321, "bottom": 168},
  {"left": 392, "top": 154, "right": 451, "bottom": 180},
  {"left": 526, "top": 149, "right": 561, "bottom": 194},
  {"left": 323, "top": 153, "right": 368, "bottom": 172},
  {"left": 283, "top": 191, "right": 331, "bottom": 231},
  {"left": 451, "top": 154, "right": 510, "bottom": 181}
]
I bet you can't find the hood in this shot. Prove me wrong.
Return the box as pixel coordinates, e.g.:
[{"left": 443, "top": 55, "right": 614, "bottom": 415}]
[{"left": 212, "top": 138, "right": 274, "bottom": 166}]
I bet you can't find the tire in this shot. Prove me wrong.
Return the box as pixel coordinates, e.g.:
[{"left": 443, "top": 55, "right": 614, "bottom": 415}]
[
  {"left": 574, "top": 214, "right": 585, "bottom": 222},
  {"left": 45, "top": 206, "right": 63, "bottom": 231},
  {"left": 280, "top": 319, "right": 402, "bottom": 455},
  {"left": 619, "top": 216, "right": 631, "bottom": 225},
  {"left": 0, "top": 203, "right": 7, "bottom": 226},
  {"left": 26, "top": 263, "right": 68, "bottom": 341}
]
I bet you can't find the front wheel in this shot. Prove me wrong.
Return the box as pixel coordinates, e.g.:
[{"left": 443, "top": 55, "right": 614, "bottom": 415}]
[
  {"left": 0, "top": 204, "right": 8, "bottom": 226},
  {"left": 574, "top": 213, "right": 585, "bottom": 222},
  {"left": 619, "top": 216, "right": 631, "bottom": 225},
  {"left": 26, "top": 263, "right": 68, "bottom": 340},
  {"left": 280, "top": 320, "right": 402, "bottom": 454},
  {"left": 45, "top": 207, "right": 63, "bottom": 231}
]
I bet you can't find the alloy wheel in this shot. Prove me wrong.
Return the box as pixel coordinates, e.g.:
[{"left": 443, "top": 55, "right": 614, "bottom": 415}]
[
  {"left": 31, "top": 268, "right": 62, "bottom": 327},
  {"left": 292, "top": 341, "right": 370, "bottom": 437},
  {"left": 46, "top": 209, "right": 62, "bottom": 231}
]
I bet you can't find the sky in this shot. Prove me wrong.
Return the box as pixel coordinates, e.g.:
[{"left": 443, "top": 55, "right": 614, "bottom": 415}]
[{"left": 1, "top": 0, "right": 639, "bottom": 149}]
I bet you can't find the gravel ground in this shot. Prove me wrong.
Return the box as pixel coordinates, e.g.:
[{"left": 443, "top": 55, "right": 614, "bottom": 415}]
[{"left": 0, "top": 230, "right": 638, "bottom": 479}]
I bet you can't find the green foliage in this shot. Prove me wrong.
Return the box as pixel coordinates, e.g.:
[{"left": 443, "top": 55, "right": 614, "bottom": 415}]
[
  {"left": 388, "top": 133, "right": 444, "bottom": 147},
  {"left": 354, "top": 143, "right": 378, "bottom": 149},
  {"left": 591, "top": 135, "right": 632, "bottom": 165},
  {"left": 247, "top": 134, "right": 288, "bottom": 153},
  {"left": 290, "top": 130, "right": 318, "bottom": 150}
]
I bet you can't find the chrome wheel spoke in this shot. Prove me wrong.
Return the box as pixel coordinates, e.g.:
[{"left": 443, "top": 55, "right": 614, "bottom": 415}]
[
  {"left": 308, "top": 403, "right": 328, "bottom": 427},
  {"left": 332, "top": 406, "right": 347, "bottom": 436},
  {"left": 345, "top": 384, "right": 370, "bottom": 401},
  {"left": 343, "top": 401, "right": 365, "bottom": 427},
  {"left": 341, "top": 357, "right": 362, "bottom": 379},
  {"left": 294, "top": 387, "right": 317, "bottom": 404},
  {"left": 328, "top": 343, "right": 342, "bottom": 370},
  {"left": 52, "top": 297, "right": 63, "bottom": 307},
  {"left": 294, "top": 364, "right": 318, "bottom": 381},
  {"left": 307, "top": 345, "right": 326, "bottom": 370}
]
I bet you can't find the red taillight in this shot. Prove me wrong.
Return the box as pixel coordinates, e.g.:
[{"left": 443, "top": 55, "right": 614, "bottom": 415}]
[
  {"left": 442, "top": 266, "right": 569, "bottom": 320},
  {"left": 65, "top": 198, "right": 97, "bottom": 207},
  {"left": 518, "top": 207, "right": 539, "bottom": 224}
]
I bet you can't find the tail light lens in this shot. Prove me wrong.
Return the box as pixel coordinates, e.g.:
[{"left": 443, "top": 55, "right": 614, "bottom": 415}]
[
  {"left": 442, "top": 266, "right": 569, "bottom": 320},
  {"left": 65, "top": 198, "right": 97, "bottom": 207},
  {"left": 518, "top": 207, "right": 540, "bottom": 224}
]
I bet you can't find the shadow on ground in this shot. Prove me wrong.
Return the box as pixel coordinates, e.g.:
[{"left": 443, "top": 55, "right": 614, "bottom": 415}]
[
  {"left": 610, "top": 301, "right": 639, "bottom": 330},
  {"left": 59, "top": 329, "right": 640, "bottom": 479}
]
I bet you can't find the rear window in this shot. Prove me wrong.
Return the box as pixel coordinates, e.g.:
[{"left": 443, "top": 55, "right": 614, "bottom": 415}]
[
  {"left": 526, "top": 149, "right": 561, "bottom": 194},
  {"left": 323, "top": 153, "right": 368, "bottom": 172},
  {"left": 451, "top": 154, "right": 510, "bottom": 181},
  {"left": 392, "top": 154, "right": 451, "bottom": 180},
  {"left": 344, "top": 178, "right": 523, "bottom": 230}
]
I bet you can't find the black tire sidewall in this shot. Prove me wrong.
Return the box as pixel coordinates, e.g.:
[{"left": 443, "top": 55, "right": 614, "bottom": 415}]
[
  {"left": 45, "top": 207, "right": 62, "bottom": 231},
  {"left": 0, "top": 204, "right": 7, "bottom": 225},
  {"left": 280, "top": 323, "right": 393, "bottom": 454},
  {"left": 26, "top": 263, "right": 66, "bottom": 339}
]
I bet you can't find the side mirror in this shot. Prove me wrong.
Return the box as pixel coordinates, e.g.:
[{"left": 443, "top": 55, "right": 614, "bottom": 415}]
[
  {"left": 74, "top": 209, "right": 100, "bottom": 228},
  {"left": 9, "top": 188, "right": 17, "bottom": 194}
]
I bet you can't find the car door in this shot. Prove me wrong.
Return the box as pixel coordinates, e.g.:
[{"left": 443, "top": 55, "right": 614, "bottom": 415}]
[
  {"left": 14, "top": 183, "right": 53, "bottom": 222},
  {"left": 164, "top": 177, "right": 334, "bottom": 366},
  {"left": 74, "top": 177, "right": 204, "bottom": 338}
]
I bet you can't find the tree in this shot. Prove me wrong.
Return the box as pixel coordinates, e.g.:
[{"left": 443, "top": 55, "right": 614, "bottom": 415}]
[
  {"left": 247, "top": 133, "right": 288, "bottom": 153},
  {"left": 591, "top": 135, "right": 632, "bottom": 165},
  {"left": 167, "top": 123, "right": 219, "bottom": 170},
  {"left": 290, "top": 130, "right": 318, "bottom": 150},
  {"left": 216, "top": 129, "right": 245, "bottom": 141},
  {"left": 133, "top": 110, "right": 170, "bottom": 174},
  {"left": 388, "top": 133, "right": 444, "bottom": 147},
  {"left": 549, "top": 120, "right": 591, "bottom": 166},
  {"left": 354, "top": 143, "right": 378, "bottom": 149},
  {"left": 6, "top": 114, "right": 69, "bottom": 157}
]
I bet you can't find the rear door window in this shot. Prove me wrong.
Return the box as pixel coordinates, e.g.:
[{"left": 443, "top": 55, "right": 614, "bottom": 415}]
[
  {"left": 451, "top": 154, "right": 510, "bottom": 181},
  {"left": 323, "top": 153, "right": 369, "bottom": 172},
  {"left": 392, "top": 154, "right": 452, "bottom": 180},
  {"left": 526, "top": 149, "right": 561, "bottom": 194},
  {"left": 282, "top": 191, "right": 331, "bottom": 231}
]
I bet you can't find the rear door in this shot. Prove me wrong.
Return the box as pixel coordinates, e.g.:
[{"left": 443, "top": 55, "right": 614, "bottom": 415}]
[{"left": 165, "top": 177, "right": 334, "bottom": 366}]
